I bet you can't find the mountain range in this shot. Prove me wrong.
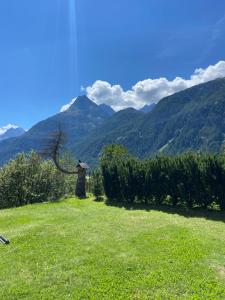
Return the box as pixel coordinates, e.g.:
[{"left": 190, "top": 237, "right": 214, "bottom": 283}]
[
  {"left": 0, "top": 96, "right": 114, "bottom": 165},
  {"left": 0, "top": 125, "right": 25, "bottom": 142},
  {"left": 139, "top": 103, "right": 156, "bottom": 113},
  {"left": 72, "top": 77, "right": 225, "bottom": 164},
  {"left": 1, "top": 78, "right": 225, "bottom": 166}
]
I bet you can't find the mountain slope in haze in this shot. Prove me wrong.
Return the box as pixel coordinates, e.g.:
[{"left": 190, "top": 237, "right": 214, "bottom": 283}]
[
  {"left": 98, "top": 104, "right": 115, "bottom": 116},
  {"left": 0, "top": 96, "right": 113, "bottom": 165},
  {"left": 73, "top": 108, "right": 144, "bottom": 165},
  {"left": 140, "top": 103, "right": 156, "bottom": 113},
  {"left": 0, "top": 125, "right": 25, "bottom": 142},
  {"left": 73, "top": 78, "right": 225, "bottom": 165}
]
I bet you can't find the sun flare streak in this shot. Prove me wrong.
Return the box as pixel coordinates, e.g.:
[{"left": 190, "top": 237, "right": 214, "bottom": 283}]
[{"left": 68, "top": 0, "right": 79, "bottom": 93}]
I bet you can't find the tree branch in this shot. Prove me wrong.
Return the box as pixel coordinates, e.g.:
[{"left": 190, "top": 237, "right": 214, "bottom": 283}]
[{"left": 43, "top": 129, "right": 77, "bottom": 175}]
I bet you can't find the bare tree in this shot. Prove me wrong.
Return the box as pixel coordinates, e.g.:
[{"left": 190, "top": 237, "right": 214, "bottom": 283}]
[{"left": 43, "top": 129, "right": 88, "bottom": 198}]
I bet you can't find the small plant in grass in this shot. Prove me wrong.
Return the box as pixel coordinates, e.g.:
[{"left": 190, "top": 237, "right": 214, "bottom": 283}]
[{"left": 92, "top": 169, "right": 104, "bottom": 201}]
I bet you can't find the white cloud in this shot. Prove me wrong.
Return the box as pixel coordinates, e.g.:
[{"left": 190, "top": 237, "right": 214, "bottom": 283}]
[
  {"left": 60, "top": 98, "right": 77, "bottom": 112},
  {"left": 86, "top": 61, "right": 225, "bottom": 110},
  {"left": 0, "top": 124, "right": 19, "bottom": 136},
  {"left": 60, "top": 61, "right": 225, "bottom": 112}
]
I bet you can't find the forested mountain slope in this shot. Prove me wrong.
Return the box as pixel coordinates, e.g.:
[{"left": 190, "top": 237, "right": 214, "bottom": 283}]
[
  {"left": 74, "top": 78, "right": 225, "bottom": 164},
  {"left": 1, "top": 78, "right": 225, "bottom": 166},
  {"left": 0, "top": 96, "right": 113, "bottom": 165}
]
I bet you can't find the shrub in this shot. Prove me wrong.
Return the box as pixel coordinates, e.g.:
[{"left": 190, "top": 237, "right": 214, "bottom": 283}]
[
  {"left": 92, "top": 169, "right": 104, "bottom": 201},
  {"left": 100, "top": 144, "right": 225, "bottom": 211},
  {"left": 0, "top": 152, "right": 75, "bottom": 209}
]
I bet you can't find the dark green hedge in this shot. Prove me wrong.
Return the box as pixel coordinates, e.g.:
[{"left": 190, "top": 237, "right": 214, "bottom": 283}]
[{"left": 101, "top": 145, "right": 225, "bottom": 210}]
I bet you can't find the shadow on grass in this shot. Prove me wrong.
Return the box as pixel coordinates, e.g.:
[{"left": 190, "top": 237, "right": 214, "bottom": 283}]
[
  {"left": 93, "top": 196, "right": 105, "bottom": 202},
  {"left": 105, "top": 200, "right": 225, "bottom": 223}
]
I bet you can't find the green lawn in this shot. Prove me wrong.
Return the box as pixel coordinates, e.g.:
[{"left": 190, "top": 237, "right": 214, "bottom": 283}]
[{"left": 1, "top": 197, "right": 225, "bottom": 299}]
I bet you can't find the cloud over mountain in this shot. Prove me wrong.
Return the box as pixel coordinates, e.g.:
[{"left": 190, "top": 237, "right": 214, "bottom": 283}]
[
  {"left": 59, "top": 61, "right": 225, "bottom": 112},
  {"left": 85, "top": 61, "right": 225, "bottom": 110}
]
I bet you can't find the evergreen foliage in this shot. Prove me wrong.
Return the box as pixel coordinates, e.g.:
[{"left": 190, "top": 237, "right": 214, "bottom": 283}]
[
  {"left": 92, "top": 169, "right": 104, "bottom": 201},
  {"left": 101, "top": 145, "right": 225, "bottom": 210}
]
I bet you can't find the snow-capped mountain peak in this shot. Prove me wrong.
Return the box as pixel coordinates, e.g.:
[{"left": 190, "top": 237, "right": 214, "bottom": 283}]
[
  {"left": 0, "top": 124, "right": 25, "bottom": 142},
  {"left": 0, "top": 124, "right": 19, "bottom": 135}
]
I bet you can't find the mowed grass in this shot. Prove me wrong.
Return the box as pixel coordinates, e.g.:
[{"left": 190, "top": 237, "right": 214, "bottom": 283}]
[{"left": 1, "top": 197, "right": 225, "bottom": 299}]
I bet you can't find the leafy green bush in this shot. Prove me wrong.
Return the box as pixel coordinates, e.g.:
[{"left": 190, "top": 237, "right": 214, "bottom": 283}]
[{"left": 0, "top": 152, "right": 75, "bottom": 209}]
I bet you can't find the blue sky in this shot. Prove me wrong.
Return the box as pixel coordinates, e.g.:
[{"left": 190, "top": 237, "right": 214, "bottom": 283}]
[{"left": 1, "top": 0, "right": 225, "bottom": 129}]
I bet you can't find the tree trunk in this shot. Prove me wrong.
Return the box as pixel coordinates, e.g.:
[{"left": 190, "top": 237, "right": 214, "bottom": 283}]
[{"left": 75, "top": 168, "right": 86, "bottom": 198}]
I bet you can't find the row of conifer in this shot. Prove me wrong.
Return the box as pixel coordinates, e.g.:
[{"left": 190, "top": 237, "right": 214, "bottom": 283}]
[{"left": 101, "top": 145, "right": 225, "bottom": 210}]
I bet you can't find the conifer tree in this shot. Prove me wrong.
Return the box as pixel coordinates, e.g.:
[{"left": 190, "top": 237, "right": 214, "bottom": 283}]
[{"left": 92, "top": 169, "right": 104, "bottom": 201}]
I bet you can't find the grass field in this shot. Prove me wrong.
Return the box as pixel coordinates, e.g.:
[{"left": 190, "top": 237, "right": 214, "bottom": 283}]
[{"left": 1, "top": 197, "right": 225, "bottom": 299}]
